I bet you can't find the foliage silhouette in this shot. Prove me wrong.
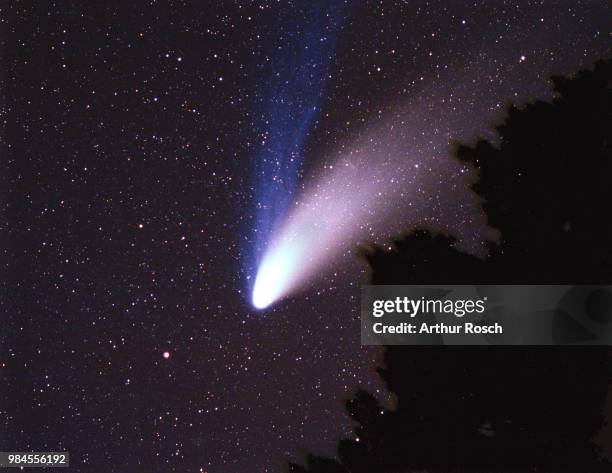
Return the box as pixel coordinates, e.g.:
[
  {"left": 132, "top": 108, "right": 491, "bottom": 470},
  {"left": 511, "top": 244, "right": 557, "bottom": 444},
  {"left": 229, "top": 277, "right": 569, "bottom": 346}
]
[{"left": 288, "top": 59, "right": 612, "bottom": 473}]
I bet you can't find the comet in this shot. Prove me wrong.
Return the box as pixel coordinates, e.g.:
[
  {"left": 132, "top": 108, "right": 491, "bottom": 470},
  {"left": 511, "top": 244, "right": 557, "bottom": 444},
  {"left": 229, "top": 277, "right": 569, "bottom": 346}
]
[{"left": 250, "top": 72, "right": 502, "bottom": 309}]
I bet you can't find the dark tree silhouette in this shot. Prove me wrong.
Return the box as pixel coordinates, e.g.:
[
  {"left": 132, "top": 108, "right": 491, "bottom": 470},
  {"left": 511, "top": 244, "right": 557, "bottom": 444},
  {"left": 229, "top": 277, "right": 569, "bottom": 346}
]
[{"left": 288, "top": 60, "right": 612, "bottom": 473}]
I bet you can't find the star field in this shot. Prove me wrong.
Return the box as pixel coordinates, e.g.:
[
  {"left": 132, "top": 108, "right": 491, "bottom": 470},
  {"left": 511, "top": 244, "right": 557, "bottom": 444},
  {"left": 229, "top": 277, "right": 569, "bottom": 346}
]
[{"left": 1, "top": 1, "right": 610, "bottom": 472}]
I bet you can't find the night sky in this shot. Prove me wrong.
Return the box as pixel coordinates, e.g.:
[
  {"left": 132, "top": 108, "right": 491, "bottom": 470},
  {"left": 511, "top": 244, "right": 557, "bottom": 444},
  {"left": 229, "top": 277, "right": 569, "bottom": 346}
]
[{"left": 2, "top": 1, "right": 610, "bottom": 472}]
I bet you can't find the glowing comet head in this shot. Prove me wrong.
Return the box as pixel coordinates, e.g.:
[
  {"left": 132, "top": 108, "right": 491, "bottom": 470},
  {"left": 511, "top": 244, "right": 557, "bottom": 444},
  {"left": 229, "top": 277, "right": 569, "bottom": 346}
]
[{"left": 252, "top": 237, "right": 305, "bottom": 309}]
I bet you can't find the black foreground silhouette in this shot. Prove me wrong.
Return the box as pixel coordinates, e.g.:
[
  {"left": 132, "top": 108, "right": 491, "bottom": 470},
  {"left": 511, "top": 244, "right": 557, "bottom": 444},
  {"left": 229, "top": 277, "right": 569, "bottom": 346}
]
[{"left": 288, "top": 60, "right": 612, "bottom": 473}]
